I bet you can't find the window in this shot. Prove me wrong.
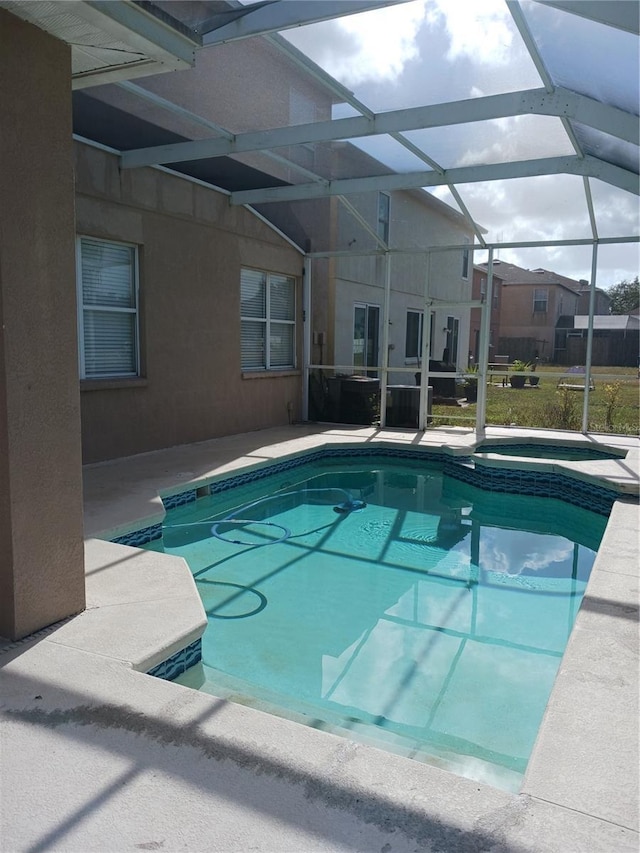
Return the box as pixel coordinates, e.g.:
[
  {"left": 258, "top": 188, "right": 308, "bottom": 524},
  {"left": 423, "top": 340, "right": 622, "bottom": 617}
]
[
  {"left": 241, "top": 268, "right": 296, "bottom": 371},
  {"left": 377, "top": 192, "right": 390, "bottom": 244},
  {"left": 445, "top": 316, "right": 459, "bottom": 364},
  {"left": 461, "top": 238, "right": 470, "bottom": 279},
  {"left": 77, "top": 236, "right": 139, "bottom": 379},
  {"left": 533, "top": 288, "right": 548, "bottom": 312},
  {"left": 353, "top": 303, "right": 379, "bottom": 373},
  {"left": 405, "top": 310, "right": 423, "bottom": 359},
  {"left": 405, "top": 310, "right": 435, "bottom": 361}
]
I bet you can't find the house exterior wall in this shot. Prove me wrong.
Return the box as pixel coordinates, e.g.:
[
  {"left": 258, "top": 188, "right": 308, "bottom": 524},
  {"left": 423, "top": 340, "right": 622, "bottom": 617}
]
[
  {"left": 498, "top": 283, "right": 578, "bottom": 362},
  {"left": 98, "top": 37, "right": 335, "bottom": 187},
  {"left": 576, "top": 286, "right": 611, "bottom": 315},
  {"left": 331, "top": 189, "right": 474, "bottom": 381},
  {"left": 73, "top": 38, "right": 477, "bottom": 443},
  {"left": 469, "top": 268, "right": 503, "bottom": 364},
  {"left": 75, "top": 142, "right": 304, "bottom": 463}
]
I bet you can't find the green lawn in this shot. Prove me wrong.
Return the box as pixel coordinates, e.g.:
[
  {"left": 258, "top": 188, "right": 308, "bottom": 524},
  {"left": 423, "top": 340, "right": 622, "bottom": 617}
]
[{"left": 430, "top": 366, "right": 640, "bottom": 435}]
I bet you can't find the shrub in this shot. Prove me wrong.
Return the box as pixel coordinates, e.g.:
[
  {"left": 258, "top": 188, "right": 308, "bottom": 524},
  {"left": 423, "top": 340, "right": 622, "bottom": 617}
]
[
  {"left": 603, "top": 382, "right": 622, "bottom": 431},
  {"left": 541, "top": 387, "right": 582, "bottom": 430}
]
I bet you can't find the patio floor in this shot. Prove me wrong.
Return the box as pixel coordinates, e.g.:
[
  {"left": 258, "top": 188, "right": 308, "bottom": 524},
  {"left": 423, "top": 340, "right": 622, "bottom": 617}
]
[{"left": 1, "top": 425, "right": 638, "bottom": 852}]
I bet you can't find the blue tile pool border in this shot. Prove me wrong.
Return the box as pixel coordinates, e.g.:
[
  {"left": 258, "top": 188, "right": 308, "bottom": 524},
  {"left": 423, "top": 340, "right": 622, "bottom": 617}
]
[
  {"left": 162, "top": 489, "right": 197, "bottom": 511},
  {"left": 146, "top": 638, "right": 202, "bottom": 681},
  {"left": 159, "top": 445, "right": 624, "bottom": 518},
  {"left": 112, "top": 523, "right": 163, "bottom": 548}
]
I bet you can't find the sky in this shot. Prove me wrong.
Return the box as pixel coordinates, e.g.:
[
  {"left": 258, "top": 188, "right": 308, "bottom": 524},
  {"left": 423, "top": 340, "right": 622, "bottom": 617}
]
[{"left": 282, "top": 0, "right": 639, "bottom": 289}]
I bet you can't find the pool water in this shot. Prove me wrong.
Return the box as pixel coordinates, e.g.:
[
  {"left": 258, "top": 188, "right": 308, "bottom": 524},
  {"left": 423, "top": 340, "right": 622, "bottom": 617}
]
[{"left": 146, "top": 458, "right": 606, "bottom": 791}]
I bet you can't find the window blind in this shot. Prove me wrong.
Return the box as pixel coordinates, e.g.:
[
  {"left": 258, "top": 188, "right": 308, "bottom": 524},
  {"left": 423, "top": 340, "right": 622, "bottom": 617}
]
[
  {"left": 240, "top": 269, "right": 295, "bottom": 370},
  {"left": 79, "top": 237, "right": 138, "bottom": 378}
]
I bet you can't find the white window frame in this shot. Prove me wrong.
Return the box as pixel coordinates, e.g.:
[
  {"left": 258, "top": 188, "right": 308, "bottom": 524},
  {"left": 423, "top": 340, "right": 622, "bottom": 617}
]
[
  {"left": 241, "top": 268, "right": 297, "bottom": 371},
  {"left": 76, "top": 235, "right": 140, "bottom": 380},
  {"left": 533, "top": 288, "right": 549, "bottom": 313}
]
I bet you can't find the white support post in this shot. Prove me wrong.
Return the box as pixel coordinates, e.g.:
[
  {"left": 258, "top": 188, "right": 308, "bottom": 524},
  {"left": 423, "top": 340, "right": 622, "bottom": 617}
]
[
  {"left": 379, "top": 251, "right": 392, "bottom": 428},
  {"left": 418, "top": 253, "right": 432, "bottom": 430},
  {"left": 302, "top": 256, "right": 311, "bottom": 422},
  {"left": 581, "top": 243, "right": 598, "bottom": 433},
  {"left": 475, "top": 247, "right": 494, "bottom": 437}
]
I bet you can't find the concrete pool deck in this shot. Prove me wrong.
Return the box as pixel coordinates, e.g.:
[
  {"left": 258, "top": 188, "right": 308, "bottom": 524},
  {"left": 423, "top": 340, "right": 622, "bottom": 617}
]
[{"left": 1, "top": 425, "right": 638, "bottom": 851}]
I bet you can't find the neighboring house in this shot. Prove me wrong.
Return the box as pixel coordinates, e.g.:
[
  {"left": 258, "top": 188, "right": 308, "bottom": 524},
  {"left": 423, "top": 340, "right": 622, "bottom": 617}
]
[
  {"left": 329, "top": 189, "right": 476, "bottom": 383},
  {"left": 479, "top": 262, "right": 601, "bottom": 362},
  {"left": 469, "top": 266, "right": 504, "bottom": 365},
  {"left": 575, "top": 281, "right": 612, "bottom": 315}
]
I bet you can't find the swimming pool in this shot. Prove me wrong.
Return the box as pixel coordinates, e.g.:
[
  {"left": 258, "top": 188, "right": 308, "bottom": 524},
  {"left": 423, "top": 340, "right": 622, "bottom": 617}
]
[{"left": 143, "top": 450, "right": 613, "bottom": 791}]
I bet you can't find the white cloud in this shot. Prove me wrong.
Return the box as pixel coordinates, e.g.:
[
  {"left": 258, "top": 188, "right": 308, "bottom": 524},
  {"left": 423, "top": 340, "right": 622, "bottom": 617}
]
[
  {"left": 456, "top": 115, "right": 574, "bottom": 169},
  {"left": 284, "top": 1, "right": 428, "bottom": 87},
  {"left": 453, "top": 175, "right": 640, "bottom": 285},
  {"left": 480, "top": 532, "right": 573, "bottom": 577},
  {"left": 426, "top": 0, "right": 514, "bottom": 65}
]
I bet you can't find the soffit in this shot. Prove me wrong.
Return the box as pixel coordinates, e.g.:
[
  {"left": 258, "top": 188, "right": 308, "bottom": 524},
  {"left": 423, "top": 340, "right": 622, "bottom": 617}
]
[{"left": 0, "top": 0, "right": 199, "bottom": 86}]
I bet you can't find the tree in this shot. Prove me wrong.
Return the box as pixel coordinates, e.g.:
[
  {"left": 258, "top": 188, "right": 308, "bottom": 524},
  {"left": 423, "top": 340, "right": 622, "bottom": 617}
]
[{"left": 607, "top": 277, "right": 640, "bottom": 314}]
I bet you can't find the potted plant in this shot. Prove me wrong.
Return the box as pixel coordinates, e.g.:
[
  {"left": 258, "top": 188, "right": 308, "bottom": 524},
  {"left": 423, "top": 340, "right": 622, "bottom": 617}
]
[
  {"left": 463, "top": 364, "right": 479, "bottom": 402},
  {"left": 529, "top": 357, "right": 540, "bottom": 386},
  {"left": 509, "top": 359, "right": 529, "bottom": 388}
]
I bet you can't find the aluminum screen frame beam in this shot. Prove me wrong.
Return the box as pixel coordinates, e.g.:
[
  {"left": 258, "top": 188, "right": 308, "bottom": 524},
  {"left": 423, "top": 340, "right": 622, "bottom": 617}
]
[
  {"left": 508, "top": 1, "right": 599, "bottom": 241},
  {"left": 267, "top": 32, "right": 486, "bottom": 248},
  {"left": 120, "top": 87, "right": 638, "bottom": 170},
  {"left": 115, "top": 81, "right": 330, "bottom": 185},
  {"left": 537, "top": 1, "right": 640, "bottom": 35},
  {"left": 230, "top": 156, "right": 639, "bottom": 205},
  {"left": 201, "top": 0, "right": 411, "bottom": 46}
]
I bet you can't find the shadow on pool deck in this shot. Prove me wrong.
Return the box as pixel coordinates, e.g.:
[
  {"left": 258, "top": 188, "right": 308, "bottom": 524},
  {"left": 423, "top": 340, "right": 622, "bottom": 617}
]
[{"left": 1, "top": 653, "right": 635, "bottom": 853}]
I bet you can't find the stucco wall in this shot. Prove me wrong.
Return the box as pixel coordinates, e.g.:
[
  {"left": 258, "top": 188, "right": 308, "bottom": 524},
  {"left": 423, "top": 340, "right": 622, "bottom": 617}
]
[
  {"left": 470, "top": 269, "right": 503, "bottom": 362},
  {"left": 89, "top": 37, "right": 335, "bottom": 188},
  {"left": 0, "top": 10, "right": 85, "bottom": 638},
  {"left": 331, "top": 189, "right": 474, "bottom": 373},
  {"left": 499, "top": 284, "right": 578, "bottom": 360},
  {"left": 75, "top": 143, "right": 304, "bottom": 463}
]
